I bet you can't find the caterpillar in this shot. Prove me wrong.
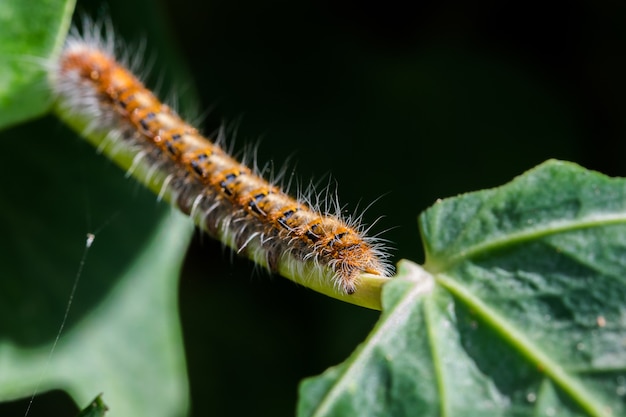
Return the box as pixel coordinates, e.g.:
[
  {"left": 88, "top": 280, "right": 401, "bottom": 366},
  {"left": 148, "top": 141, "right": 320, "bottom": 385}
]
[{"left": 50, "top": 20, "right": 393, "bottom": 296}]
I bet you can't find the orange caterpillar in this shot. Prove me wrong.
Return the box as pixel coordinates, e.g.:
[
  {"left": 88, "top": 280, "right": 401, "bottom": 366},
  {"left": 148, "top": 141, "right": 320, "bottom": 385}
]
[{"left": 52, "top": 23, "right": 392, "bottom": 294}]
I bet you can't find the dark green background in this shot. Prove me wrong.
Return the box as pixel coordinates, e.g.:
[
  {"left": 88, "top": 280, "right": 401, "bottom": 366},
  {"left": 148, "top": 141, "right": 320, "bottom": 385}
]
[{"left": 4, "top": 0, "right": 626, "bottom": 416}]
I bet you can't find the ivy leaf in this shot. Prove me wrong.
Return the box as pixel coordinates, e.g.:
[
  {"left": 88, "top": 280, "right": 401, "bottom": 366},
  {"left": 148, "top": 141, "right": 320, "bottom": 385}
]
[
  {"left": 0, "top": 117, "right": 194, "bottom": 416},
  {"left": 0, "top": 0, "right": 196, "bottom": 414},
  {"left": 299, "top": 160, "right": 626, "bottom": 417}
]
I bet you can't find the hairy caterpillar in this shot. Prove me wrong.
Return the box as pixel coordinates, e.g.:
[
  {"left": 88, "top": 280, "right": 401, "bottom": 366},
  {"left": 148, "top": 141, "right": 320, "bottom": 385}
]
[{"left": 50, "top": 20, "right": 392, "bottom": 296}]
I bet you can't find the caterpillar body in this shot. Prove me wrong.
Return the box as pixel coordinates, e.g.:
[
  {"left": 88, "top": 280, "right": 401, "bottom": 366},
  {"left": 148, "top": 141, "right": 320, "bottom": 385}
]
[{"left": 51, "top": 22, "right": 392, "bottom": 296}]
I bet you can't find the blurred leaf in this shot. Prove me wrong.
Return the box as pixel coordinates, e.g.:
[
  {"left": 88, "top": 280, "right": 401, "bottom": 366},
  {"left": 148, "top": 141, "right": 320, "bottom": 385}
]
[
  {"left": 76, "top": 395, "right": 108, "bottom": 417},
  {"left": 0, "top": 117, "right": 194, "bottom": 415},
  {"left": 0, "top": 0, "right": 75, "bottom": 129},
  {"left": 0, "top": 0, "right": 195, "bottom": 415},
  {"left": 299, "top": 160, "right": 626, "bottom": 417}
]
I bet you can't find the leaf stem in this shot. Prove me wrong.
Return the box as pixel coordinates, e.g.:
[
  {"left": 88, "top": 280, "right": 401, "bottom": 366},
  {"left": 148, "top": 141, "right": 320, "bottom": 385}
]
[{"left": 53, "top": 107, "right": 391, "bottom": 309}]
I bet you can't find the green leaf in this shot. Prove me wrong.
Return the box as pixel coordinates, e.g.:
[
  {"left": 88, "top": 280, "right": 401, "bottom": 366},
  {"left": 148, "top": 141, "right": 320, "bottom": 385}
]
[
  {"left": 76, "top": 395, "right": 108, "bottom": 417},
  {"left": 0, "top": 116, "right": 194, "bottom": 415},
  {"left": 0, "top": 0, "right": 196, "bottom": 415},
  {"left": 0, "top": 0, "right": 75, "bottom": 129},
  {"left": 299, "top": 160, "right": 626, "bottom": 417}
]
